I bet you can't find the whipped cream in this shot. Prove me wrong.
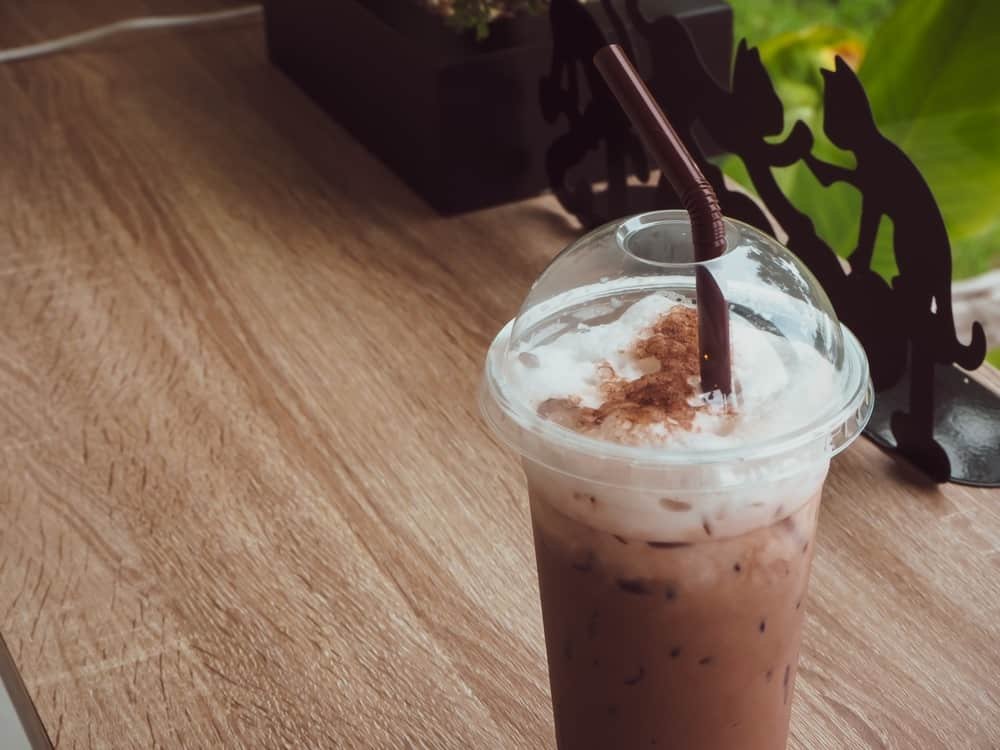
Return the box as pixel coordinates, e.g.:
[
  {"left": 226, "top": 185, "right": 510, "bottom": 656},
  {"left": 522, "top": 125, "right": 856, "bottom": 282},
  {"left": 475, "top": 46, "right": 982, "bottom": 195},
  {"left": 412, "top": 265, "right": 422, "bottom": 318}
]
[
  {"left": 508, "top": 293, "right": 837, "bottom": 451},
  {"left": 497, "top": 292, "right": 838, "bottom": 540}
]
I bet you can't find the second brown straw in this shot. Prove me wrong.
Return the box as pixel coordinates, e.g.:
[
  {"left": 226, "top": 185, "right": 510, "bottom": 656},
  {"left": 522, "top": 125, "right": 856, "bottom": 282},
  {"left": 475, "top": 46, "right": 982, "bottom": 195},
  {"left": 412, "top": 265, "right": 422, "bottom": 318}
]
[{"left": 593, "top": 44, "right": 732, "bottom": 396}]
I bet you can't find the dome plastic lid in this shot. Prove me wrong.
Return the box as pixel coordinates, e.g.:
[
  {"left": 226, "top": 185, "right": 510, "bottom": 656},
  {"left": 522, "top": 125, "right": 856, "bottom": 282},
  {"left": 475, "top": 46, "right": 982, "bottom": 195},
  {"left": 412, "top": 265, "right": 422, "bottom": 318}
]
[{"left": 481, "top": 211, "right": 874, "bottom": 470}]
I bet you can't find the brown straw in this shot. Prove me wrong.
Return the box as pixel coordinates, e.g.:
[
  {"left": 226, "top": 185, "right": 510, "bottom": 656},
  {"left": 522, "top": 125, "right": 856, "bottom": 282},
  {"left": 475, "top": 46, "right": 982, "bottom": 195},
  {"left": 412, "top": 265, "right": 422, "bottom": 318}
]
[{"left": 593, "top": 44, "right": 732, "bottom": 396}]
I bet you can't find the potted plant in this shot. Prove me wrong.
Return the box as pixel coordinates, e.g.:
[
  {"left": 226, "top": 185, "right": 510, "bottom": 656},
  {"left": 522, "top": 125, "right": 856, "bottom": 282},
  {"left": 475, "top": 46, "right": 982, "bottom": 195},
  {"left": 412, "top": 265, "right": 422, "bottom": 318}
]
[{"left": 263, "top": 0, "right": 732, "bottom": 213}]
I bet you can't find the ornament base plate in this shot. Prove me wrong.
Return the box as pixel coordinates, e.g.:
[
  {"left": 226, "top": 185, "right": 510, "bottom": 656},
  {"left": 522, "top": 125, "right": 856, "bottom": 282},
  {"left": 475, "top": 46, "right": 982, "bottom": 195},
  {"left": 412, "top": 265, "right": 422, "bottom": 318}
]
[{"left": 866, "top": 364, "right": 1000, "bottom": 487}]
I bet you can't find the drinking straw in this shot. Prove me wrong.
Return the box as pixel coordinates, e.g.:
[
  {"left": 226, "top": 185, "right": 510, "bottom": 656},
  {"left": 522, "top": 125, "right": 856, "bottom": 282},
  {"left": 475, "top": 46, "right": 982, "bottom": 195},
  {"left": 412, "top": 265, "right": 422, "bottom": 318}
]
[{"left": 594, "top": 44, "right": 732, "bottom": 396}]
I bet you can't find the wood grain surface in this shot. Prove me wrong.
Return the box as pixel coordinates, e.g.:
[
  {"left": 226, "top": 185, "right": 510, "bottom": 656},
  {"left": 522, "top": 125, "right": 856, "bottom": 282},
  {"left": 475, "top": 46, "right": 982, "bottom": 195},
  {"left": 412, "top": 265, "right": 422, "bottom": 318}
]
[{"left": 0, "top": 3, "right": 998, "bottom": 748}]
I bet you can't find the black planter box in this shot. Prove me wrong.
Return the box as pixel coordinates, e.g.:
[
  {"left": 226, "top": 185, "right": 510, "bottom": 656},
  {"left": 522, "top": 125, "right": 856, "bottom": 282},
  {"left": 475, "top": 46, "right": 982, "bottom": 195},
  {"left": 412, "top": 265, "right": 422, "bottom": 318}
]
[{"left": 263, "top": 0, "right": 732, "bottom": 213}]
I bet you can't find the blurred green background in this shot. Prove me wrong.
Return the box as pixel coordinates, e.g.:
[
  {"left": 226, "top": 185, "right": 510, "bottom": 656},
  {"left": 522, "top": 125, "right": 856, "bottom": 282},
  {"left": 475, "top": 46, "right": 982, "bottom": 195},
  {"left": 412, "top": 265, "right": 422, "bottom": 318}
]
[{"left": 724, "top": 0, "right": 1000, "bottom": 365}]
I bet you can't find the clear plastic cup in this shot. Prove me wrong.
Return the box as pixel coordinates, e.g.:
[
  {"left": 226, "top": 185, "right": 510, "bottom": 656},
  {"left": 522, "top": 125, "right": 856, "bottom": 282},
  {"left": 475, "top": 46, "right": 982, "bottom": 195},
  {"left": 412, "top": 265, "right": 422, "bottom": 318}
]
[{"left": 481, "top": 211, "right": 872, "bottom": 749}]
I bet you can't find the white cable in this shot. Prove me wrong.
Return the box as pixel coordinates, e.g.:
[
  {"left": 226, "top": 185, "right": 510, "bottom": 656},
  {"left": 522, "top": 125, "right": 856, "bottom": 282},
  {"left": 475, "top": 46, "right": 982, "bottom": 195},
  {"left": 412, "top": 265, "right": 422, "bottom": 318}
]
[{"left": 0, "top": 5, "right": 263, "bottom": 64}]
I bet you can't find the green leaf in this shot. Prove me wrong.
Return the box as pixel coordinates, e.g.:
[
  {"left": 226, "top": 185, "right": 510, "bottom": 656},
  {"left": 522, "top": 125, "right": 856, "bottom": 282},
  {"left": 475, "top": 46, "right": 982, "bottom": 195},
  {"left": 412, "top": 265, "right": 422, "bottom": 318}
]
[
  {"left": 727, "top": 0, "right": 895, "bottom": 48},
  {"left": 784, "top": 0, "right": 1000, "bottom": 280}
]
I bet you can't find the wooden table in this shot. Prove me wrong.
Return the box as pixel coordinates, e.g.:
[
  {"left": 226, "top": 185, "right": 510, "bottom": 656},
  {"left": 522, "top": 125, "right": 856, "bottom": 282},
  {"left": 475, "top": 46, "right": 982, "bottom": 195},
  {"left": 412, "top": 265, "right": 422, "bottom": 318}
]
[{"left": 1, "top": 3, "right": 998, "bottom": 748}]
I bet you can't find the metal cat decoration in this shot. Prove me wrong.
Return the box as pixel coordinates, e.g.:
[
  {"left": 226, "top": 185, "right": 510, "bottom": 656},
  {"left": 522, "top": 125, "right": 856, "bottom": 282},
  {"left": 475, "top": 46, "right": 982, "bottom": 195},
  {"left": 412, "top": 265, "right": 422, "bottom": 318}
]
[
  {"left": 541, "top": 0, "right": 999, "bottom": 485},
  {"left": 541, "top": 0, "right": 649, "bottom": 223}
]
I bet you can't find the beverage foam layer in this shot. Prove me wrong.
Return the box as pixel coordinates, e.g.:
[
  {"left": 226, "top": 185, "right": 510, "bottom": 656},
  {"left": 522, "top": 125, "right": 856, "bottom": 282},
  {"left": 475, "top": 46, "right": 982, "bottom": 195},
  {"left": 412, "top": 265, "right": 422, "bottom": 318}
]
[
  {"left": 506, "top": 293, "right": 836, "bottom": 539},
  {"left": 509, "top": 293, "right": 837, "bottom": 451}
]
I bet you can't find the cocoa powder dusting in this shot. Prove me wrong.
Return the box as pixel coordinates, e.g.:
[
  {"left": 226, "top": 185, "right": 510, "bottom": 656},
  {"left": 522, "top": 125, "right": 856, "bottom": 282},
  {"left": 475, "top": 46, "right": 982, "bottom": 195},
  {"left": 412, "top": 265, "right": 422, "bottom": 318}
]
[{"left": 537, "top": 307, "right": 702, "bottom": 442}]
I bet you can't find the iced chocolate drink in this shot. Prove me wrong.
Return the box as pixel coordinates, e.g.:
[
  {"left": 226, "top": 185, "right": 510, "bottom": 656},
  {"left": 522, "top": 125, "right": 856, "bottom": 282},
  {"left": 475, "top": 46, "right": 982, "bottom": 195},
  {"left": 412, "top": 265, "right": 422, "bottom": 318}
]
[
  {"left": 531, "top": 486, "right": 820, "bottom": 749},
  {"left": 481, "top": 212, "right": 872, "bottom": 749}
]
